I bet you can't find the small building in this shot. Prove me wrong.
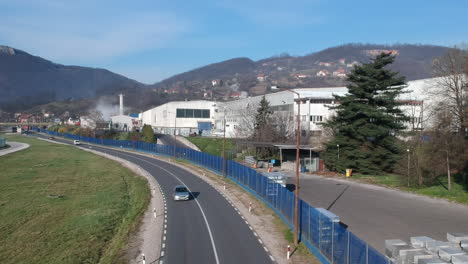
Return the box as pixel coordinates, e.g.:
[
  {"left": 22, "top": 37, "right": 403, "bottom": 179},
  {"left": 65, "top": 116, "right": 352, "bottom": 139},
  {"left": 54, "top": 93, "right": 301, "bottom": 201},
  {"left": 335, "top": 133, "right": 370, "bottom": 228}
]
[
  {"left": 333, "top": 68, "right": 346, "bottom": 78},
  {"left": 293, "top": 73, "right": 309, "bottom": 79},
  {"left": 140, "top": 100, "right": 217, "bottom": 136},
  {"left": 257, "top": 74, "right": 266, "bottom": 82},
  {"left": 111, "top": 115, "right": 139, "bottom": 132},
  {"left": 316, "top": 70, "right": 329, "bottom": 77}
]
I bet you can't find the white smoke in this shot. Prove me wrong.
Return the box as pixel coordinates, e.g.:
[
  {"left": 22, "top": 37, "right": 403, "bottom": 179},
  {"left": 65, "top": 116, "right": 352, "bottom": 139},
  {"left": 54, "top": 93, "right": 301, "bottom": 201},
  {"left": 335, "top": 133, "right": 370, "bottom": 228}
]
[
  {"left": 93, "top": 95, "right": 131, "bottom": 120},
  {"left": 95, "top": 98, "right": 119, "bottom": 121}
]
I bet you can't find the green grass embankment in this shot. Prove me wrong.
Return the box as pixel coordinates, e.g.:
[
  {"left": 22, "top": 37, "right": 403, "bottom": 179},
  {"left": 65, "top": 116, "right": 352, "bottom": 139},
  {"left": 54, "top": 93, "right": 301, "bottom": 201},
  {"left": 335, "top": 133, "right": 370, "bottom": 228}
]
[
  {"left": 351, "top": 173, "right": 468, "bottom": 204},
  {"left": 185, "top": 136, "right": 234, "bottom": 157},
  {"left": 0, "top": 135, "right": 150, "bottom": 264}
]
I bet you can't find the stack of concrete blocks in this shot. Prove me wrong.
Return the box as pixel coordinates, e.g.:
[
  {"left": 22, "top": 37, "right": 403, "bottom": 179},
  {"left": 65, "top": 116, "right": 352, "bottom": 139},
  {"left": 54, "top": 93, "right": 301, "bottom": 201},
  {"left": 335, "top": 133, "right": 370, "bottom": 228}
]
[{"left": 385, "top": 233, "right": 468, "bottom": 264}]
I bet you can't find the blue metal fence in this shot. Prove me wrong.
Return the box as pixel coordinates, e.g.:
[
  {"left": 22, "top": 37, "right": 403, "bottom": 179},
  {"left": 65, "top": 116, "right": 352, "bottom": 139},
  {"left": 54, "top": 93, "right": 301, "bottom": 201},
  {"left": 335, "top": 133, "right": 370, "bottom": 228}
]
[{"left": 35, "top": 128, "right": 389, "bottom": 264}]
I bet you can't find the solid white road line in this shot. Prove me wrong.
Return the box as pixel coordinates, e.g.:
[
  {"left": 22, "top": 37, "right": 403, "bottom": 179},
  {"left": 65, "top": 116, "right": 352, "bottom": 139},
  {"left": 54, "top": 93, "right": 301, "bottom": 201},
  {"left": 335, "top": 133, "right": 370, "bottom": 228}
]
[{"left": 115, "top": 153, "right": 221, "bottom": 264}]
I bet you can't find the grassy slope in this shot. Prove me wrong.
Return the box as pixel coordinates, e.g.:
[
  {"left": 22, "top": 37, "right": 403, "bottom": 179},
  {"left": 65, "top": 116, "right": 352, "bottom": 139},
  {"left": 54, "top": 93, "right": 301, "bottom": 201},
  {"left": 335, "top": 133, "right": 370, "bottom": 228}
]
[
  {"left": 351, "top": 173, "right": 468, "bottom": 204},
  {"left": 185, "top": 136, "right": 234, "bottom": 157},
  {"left": 0, "top": 135, "right": 150, "bottom": 264}
]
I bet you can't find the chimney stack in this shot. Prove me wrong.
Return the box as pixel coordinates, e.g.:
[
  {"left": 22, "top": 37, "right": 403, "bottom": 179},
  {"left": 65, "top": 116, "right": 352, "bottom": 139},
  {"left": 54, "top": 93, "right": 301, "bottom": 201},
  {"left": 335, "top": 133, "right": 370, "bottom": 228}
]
[{"left": 119, "top": 94, "right": 124, "bottom": 116}]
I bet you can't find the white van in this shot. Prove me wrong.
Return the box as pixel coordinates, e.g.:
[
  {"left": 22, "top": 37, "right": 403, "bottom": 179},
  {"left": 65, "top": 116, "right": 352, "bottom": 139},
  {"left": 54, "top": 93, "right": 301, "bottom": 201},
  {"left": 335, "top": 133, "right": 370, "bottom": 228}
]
[{"left": 73, "top": 140, "right": 81, "bottom": 145}]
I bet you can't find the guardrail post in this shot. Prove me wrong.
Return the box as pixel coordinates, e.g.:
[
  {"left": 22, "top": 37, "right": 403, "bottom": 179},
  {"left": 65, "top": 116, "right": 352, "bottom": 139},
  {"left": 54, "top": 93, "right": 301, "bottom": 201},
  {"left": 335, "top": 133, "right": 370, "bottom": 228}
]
[
  {"left": 366, "top": 243, "right": 368, "bottom": 264},
  {"left": 331, "top": 222, "right": 334, "bottom": 264},
  {"left": 347, "top": 231, "right": 350, "bottom": 264}
]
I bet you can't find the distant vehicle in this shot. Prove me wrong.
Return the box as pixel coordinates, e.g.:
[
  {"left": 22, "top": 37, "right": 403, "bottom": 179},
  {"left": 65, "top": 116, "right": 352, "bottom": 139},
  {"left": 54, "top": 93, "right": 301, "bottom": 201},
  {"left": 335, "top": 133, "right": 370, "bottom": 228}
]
[
  {"left": 48, "top": 136, "right": 55, "bottom": 140},
  {"left": 173, "top": 185, "right": 190, "bottom": 201},
  {"left": 73, "top": 140, "right": 81, "bottom": 145}
]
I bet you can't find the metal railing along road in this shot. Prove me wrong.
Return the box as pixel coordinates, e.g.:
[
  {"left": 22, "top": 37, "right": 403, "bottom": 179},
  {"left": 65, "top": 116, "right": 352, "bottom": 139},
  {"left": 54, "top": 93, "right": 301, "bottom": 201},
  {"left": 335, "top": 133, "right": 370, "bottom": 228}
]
[{"left": 35, "top": 128, "right": 389, "bottom": 264}]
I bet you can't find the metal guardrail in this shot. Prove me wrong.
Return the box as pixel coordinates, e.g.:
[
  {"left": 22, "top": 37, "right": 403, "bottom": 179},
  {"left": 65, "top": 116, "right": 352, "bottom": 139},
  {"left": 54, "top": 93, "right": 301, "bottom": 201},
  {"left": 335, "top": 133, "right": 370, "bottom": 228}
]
[{"left": 35, "top": 128, "right": 389, "bottom": 264}]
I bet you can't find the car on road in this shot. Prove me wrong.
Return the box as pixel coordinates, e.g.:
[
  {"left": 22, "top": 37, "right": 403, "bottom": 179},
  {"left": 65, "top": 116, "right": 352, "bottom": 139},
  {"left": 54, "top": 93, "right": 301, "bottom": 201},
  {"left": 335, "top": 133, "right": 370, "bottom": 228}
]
[
  {"left": 73, "top": 140, "right": 81, "bottom": 145},
  {"left": 48, "top": 136, "right": 55, "bottom": 140},
  {"left": 173, "top": 185, "right": 190, "bottom": 201}
]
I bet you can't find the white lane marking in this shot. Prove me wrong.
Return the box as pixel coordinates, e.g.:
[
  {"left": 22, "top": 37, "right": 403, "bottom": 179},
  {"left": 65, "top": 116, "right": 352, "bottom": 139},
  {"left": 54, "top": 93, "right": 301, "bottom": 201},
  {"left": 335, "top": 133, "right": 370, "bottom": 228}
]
[
  {"left": 113, "top": 153, "right": 221, "bottom": 264},
  {"left": 263, "top": 246, "right": 268, "bottom": 252},
  {"left": 161, "top": 251, "right": 165, "bottom": 257},
  {"left": 258, "top": 239, "right": 263, "bottom": 244},
  {"left": 164, "top": 224, "right": 167, "bottom": 229},
  {"left": 164, "top": 230, "right": 167, "bottom": 235},
  {"left": 163, "top": 236, "right": 166, "bottom": 241},
  {"left": 162, "top": 243, "right": 166, "bottom": 249},
  {"left": 269, "top": 255, "right": 275, "bottom": 261},
  {"left": 254, "top": 232, "right": 258, "bottom": 237},
  {"left": 160, "top": 260, "right": 163, "bottom": 264},
  {"left": 248, "top": 226, "right": 253, "bottom": 230}
]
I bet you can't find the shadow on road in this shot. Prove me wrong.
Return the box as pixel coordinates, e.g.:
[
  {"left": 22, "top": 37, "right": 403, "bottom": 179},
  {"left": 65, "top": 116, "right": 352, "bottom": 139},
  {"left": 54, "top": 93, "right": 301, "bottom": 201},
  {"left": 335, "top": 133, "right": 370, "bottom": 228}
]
[{"left": 190, "top": 191, "right": 200, "bottom": 200}]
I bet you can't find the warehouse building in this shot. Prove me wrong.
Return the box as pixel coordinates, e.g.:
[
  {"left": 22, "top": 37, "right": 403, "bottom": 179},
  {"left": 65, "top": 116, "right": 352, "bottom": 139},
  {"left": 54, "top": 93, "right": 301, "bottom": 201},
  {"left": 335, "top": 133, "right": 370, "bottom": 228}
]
[{"left": 140, "top": 100, "right": 219, "bottom": 136}]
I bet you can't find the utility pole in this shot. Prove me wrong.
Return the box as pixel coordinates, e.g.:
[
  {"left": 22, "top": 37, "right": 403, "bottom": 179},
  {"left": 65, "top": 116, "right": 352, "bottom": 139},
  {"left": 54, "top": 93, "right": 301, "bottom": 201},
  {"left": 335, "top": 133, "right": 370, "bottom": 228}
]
[
  {"left": 222, "top": 107, "right": 227, "bottom": 177},
  {"left": 173, "top": 113, "right": 177, "bottom": 160},
  {"left": 407, "top": 148, "right": 410, "bottom": 187},
  {"left": 282, "top": 88, "right": 301, "bottom": 246}
]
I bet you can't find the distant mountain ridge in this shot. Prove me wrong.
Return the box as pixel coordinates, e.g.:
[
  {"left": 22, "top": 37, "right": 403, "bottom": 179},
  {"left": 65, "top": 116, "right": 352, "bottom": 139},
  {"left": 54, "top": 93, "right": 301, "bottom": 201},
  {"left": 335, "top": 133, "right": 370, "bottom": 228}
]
[
  {"left": 0, "top": 45, "right": 145, "bottom": 111},
  {"left": 151, "top": 43, "right": 449, "bottom": 96},
  {"left": 0, "top": 43, "right": 450, "bottom": 114}
]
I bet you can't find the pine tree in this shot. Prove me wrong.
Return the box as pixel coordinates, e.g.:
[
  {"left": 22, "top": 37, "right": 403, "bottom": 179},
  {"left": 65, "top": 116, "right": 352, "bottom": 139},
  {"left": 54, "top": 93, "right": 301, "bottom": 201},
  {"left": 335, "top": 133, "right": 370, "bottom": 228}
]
[
  {"left": 323, "top": 53, "right": 408, "bottom": 174},
  {"left": 253, "top": 96, "right": 272, "bottom": 140}
]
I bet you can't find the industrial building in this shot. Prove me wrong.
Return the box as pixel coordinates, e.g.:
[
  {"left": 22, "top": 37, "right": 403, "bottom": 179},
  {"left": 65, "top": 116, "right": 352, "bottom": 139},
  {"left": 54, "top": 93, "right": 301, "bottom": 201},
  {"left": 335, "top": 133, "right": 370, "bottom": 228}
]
[
  {"left": 139, "top": 100, "right": 219, "bottom": 136},
  {"left": 139, "top": 78, "right": 433, "bottom": 139}
]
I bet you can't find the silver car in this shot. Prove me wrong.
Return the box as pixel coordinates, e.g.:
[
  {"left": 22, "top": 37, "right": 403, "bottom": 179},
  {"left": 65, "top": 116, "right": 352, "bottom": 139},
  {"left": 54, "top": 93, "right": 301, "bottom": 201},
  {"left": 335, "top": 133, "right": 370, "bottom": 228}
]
[{"left": 173, "top": 185, "right": 190, "bottom": 201}]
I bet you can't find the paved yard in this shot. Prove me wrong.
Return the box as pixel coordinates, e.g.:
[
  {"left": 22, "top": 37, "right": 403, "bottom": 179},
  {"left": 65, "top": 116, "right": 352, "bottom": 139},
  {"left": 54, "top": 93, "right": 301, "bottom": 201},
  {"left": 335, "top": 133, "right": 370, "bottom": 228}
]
[{"left": 284, "top": 172, "right": 468, "bottom": 253}]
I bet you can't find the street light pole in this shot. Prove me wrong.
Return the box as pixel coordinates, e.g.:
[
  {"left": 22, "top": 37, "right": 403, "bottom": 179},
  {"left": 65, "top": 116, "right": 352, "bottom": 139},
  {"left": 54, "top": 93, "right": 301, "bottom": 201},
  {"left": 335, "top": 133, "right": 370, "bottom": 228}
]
[
  {"left": 407, "top": 148, "right": 410, "bottom": 187},
  {"left": 337, "top": 144, "right": 340, "bottom": 160},
  {"left": 282, "top": 88, "right": 301, "bottom": 246},
  {"left": 173, "top": 112, "right": 177, "bottom": 160},
  {"left": 222, "top": 107, "right": 227, "bottom": 177}
]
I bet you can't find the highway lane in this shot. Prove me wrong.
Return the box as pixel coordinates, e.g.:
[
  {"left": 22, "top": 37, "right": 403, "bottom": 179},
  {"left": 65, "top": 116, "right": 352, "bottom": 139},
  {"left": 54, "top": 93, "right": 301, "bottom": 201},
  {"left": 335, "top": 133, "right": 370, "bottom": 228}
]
[{"left": 31, "top": 133, "right": 273, "bottom": 264}]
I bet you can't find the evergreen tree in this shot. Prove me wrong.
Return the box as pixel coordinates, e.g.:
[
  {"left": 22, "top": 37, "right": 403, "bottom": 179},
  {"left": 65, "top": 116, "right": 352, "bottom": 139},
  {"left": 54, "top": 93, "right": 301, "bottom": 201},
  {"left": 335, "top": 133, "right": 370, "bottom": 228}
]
[
  {"left": 141, "top": 124, "right": 155, "bottom": 143},
  {"left": 253, "top": 96, "right": 272, "bottom": 140},
  {"left": 323, "top": 53, "right": 408, "bottom": 174}
]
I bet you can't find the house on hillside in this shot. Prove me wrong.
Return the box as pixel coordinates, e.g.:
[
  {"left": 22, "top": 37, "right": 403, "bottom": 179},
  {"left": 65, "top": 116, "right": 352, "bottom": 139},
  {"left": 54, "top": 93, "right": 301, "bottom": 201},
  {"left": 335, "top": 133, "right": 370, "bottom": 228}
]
[
  {"left": 346, "top": 61, "right": 360, "bottom": 68},
  {"left": 230, "top": 91, "right": 248, "bottom": 99},
  {"left": 211, "top": 79, "right": 221, "bottom": 86},
  {"left": 316, "top": 70, "right": 329, "bottom": 77},
  {"left": 333, "top": 68, "right": 346, "bottom": 78},
  {"left": 338, "top": 58, "right": 346, "bottom": 65},
  {"left": 292, "top": 73, "right": 309, "bottom": 79},
  {"left": 257, "top": 74, "right": 266, "bottom": 82}
]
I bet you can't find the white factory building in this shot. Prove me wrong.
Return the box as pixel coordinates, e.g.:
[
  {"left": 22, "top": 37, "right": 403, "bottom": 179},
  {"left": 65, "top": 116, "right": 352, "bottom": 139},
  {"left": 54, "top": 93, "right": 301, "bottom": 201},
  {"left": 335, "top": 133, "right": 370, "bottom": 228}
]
[
  {"left": 139, "top": 100, "right": 218, "bottom": 136},
  {"left": 110, "top": 114, "right": 139, "bottom": 132},
  {"left": 139, "top": 78, "right": 436, "bottom": 138}
]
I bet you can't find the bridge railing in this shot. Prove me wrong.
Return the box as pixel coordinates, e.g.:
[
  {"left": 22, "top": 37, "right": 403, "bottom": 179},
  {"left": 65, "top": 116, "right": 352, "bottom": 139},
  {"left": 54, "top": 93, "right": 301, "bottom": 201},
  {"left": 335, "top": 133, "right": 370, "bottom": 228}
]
[{"left": 35, "top": 128, "right": 389, "bottom": 264}]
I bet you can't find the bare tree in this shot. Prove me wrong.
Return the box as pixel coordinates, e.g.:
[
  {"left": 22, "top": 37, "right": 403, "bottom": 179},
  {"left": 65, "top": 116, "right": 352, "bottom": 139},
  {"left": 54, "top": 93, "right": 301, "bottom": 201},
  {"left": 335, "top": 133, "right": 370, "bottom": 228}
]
[{"left": 432, "top": 47, "right": 468, "bottom": 136}]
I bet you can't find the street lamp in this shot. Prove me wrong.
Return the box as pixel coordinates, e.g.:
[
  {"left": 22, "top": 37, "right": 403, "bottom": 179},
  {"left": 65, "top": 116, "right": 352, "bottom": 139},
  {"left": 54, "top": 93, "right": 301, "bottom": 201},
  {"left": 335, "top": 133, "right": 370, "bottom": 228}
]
[
  {"left": 275, "top": 87, "right": 301, "bottom": 246},
  {"left": 173, "top": 111, "right": 177, "bottom": 160},
  {"left": 407, "top": 148, "right": 410, "bottom": 187},
  {"left": 337, "top": 144, "right": 340, "bottom": 160},
  {"left": 222, "top": 106, "right": 227, "bottom": 177}
]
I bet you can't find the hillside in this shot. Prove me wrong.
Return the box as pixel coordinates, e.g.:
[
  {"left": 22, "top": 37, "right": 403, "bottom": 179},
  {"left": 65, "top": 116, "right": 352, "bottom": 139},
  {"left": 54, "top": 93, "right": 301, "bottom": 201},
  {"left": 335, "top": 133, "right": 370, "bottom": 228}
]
[
  {"left": 0, "top": 45, "right": 145, "bottom": 112},
  {"left": 151, "top": 44, "right": 449, "bottom": 97}
]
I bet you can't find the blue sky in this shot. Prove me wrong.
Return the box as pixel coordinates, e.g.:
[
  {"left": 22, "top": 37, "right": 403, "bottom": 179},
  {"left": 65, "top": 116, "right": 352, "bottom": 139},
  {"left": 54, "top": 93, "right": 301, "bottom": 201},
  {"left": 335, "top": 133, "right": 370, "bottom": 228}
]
[{"left": 1, "top": 0, "right": 467, "bottom": 84}]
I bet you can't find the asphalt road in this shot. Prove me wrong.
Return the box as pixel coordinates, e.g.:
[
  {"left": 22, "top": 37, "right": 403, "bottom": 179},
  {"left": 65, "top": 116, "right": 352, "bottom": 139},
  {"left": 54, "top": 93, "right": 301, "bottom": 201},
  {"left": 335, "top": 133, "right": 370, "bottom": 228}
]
[
  {"left": 31, "top": 133, "right": 273, "bottom": 264},
  {"left": 287, "top": 174, "right": 468, "bottom": 253}
]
